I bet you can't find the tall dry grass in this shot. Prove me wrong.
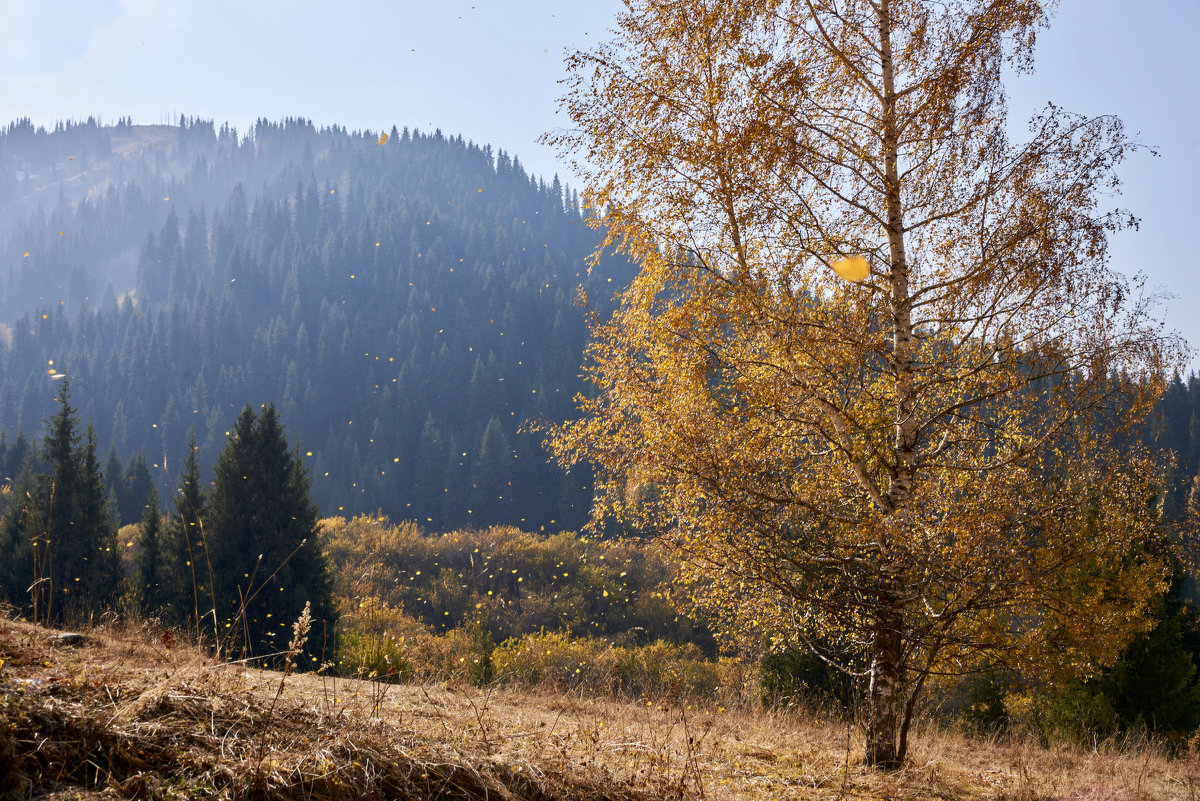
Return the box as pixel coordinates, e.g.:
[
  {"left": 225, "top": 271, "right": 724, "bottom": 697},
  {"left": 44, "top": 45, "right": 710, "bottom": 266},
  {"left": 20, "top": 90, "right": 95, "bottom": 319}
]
[{"left": 3, "top": 612, "right": 1198, "bottom": 800}]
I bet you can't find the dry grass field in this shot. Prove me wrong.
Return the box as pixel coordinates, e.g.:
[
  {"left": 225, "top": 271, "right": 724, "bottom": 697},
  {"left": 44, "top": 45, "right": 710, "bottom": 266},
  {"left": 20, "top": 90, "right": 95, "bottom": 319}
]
[{"left": 2, "top": 614, "right": 1198, "bottom": 800}]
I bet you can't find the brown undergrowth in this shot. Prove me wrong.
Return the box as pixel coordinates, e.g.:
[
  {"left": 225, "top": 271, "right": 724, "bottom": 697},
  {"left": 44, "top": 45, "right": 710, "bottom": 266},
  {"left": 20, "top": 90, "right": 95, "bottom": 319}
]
[{"left": 1, "top": 614, "right": 1198, "bottom": 801}]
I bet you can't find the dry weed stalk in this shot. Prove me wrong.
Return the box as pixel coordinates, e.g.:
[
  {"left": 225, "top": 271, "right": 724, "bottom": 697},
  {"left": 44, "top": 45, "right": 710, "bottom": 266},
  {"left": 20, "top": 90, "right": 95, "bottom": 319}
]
[{"left": 254, "top": 600, "right": 312, "bottom": 787}]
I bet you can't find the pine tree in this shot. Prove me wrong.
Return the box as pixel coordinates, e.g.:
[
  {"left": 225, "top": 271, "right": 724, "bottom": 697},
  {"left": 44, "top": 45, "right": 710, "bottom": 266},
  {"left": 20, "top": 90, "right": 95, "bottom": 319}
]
[
  {"left": 471, "top": 417, "right": 513, "bottom": 524},
  {"left": 0, "top": 466, "right": 38, "bottom": 608},
  {"left": 166, "top": 432, "right": 209, "bottom": 628},
  {"left": 206, "top": 404, "right": 335, "bottom": 662},
  {"left": 77, "top": 425, "right": 119, "bottom": 608},
  {"left": 12, "top": 381, "right": 120, "bottom": 623},
  {"left": 105, "top": 447, "right": 124, "bottom": 517},
  {"left": 119, "top": 449, "right": 155, "bottom": 525},
  {"left": 135, "top": 486, "right": 164, "bottom": 615},
  {"left": 36, "top": 382, "right": 87, "bottom": 623},
  {"left": 413, "top": 413, "right": 445, "bottom": 525}
]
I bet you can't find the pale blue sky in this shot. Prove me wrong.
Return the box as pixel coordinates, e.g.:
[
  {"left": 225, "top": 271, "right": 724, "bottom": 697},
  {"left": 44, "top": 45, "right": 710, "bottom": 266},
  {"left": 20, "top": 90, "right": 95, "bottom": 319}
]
[{"left": 1, "top": 0, "right": 1196, "bottom": 368}]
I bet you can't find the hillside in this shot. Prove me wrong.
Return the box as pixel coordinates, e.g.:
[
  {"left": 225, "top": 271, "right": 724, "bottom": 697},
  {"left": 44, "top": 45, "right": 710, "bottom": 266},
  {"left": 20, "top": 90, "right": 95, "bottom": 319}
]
[
  {"left": 0, "top": 615, "right": 1191, "bottom": 800},
  {"left": 3, "top": 117, "right": 1199, "bottom": 532},
  {"left": 0, "top": 118, "right": 637, "bottom": 530}
]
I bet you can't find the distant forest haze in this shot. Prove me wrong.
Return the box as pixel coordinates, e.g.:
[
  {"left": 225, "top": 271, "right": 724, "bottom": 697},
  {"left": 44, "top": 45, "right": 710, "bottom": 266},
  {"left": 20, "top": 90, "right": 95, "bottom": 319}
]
[{"left": 0, "top": 117, "right": 637, "bottom": 530}]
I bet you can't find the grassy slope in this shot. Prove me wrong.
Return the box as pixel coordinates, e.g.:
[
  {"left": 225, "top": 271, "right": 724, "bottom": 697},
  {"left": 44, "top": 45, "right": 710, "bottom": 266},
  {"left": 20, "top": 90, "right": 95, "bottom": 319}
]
[{"left": 0, "top": 616, "right": 1194, "bottom": 801}]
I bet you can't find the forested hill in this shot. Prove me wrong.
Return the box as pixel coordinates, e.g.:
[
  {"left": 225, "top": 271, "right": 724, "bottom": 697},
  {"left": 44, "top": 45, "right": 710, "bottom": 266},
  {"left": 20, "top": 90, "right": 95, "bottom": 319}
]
[{"left": 0, "top": 117, "right": 637, "bottom": 530}]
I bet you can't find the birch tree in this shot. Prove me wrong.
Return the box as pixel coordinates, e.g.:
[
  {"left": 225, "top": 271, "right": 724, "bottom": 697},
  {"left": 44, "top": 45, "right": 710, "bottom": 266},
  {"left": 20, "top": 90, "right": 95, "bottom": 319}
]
[{"left": 545, "top": 0, "right": 1184, "bottom": 767}]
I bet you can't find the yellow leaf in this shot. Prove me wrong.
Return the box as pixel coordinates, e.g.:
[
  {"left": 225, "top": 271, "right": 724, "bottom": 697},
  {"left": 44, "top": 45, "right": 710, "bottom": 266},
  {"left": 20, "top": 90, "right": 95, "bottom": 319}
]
[
  {"left": 378, "top": 132, "right": 389, "bottom": 145},
  {"left": 831, "top": 255, "right": 869, "bottom": 281}
]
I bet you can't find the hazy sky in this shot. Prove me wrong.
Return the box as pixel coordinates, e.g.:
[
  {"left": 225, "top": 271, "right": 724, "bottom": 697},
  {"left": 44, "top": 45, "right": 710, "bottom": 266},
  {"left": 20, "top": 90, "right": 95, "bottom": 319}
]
[{"left": 1, "top": 0, "right": 1196, "bottom": 368}]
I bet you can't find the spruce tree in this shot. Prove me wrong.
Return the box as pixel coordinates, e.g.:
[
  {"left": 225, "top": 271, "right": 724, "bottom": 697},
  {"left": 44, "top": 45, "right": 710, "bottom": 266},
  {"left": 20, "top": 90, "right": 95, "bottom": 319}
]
[
  {"left": 38, "top": 382, "right": 87, "bottom": 623},
  {"left": 166, "top": 432, "right": 209, "bottom": 628},
  {"left": 0, "top": 466, "right": 38, "bottom": 609},
  {"left": 471, "top": 417, "right": 513, "bottom": 524},
  {"left": 21, "top": 382, "right": 119, "bottom": 623},
  {"left": 119, "top": 449, "right": 155, "bottom": 525},
  {"left": 78, "top": 425, "right": 119, "bottom": 605},
  {"left": 134, "top": 486, "right": 164, "bottom": 615},
  {"left": 206, "top": 404, "right": 334, "bottom": 662},
  {"left": 105, "top": 447, "right": 124, "bottom": 518}
]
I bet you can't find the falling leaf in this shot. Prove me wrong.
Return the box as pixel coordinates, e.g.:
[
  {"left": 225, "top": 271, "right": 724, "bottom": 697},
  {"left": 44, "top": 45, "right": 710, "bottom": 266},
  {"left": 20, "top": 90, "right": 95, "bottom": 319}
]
[
  {"left": 831, "top": 255, "right": 869, "bottom": 281},
  {"left": 378, "top": 132, "right": 389, "bottom": 145}
]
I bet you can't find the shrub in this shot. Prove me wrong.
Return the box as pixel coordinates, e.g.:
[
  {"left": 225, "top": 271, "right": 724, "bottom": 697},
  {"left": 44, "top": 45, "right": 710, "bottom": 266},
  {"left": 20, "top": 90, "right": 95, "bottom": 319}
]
[
  {"left": 404, "top": 618, "right": 496, "bottom": 685},
  {"left": 614, "top": 640, "right": 720, "bottom": 698},
  {"left": 338, "top": 629, "right": 415, "bottom": 681},
  {"left": 492, "top": 631, "right": 721, "bottom": 699},
  {"left": 760, "top": 648, "right": 854, "bottom": 711},
  {"left": 336, "top": 597, "right": 425, "bottom": 679},
  {"left": 492, "top": 631, "right": 617, "bottom": 691},
  {"left": 319, "top": 516, "right": 714, "bottom": 649}
]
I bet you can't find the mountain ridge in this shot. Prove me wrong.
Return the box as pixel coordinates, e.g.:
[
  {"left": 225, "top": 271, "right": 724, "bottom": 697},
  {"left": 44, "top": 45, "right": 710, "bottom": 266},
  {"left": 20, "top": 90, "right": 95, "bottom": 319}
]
[{"left": 0, "top": 117, "right": 635, "bottom": 530}]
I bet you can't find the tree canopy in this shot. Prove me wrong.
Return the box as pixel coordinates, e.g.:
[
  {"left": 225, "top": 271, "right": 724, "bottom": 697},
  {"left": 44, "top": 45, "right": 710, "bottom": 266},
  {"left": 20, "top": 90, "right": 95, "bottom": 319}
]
[{"left": 546, "top": 0, "right": 1185, "bottom": 767}]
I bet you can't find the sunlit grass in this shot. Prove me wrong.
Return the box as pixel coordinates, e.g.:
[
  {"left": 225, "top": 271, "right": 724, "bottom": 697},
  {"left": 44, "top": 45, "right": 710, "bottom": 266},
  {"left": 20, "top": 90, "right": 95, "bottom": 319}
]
[{"left": 2, "top": 614, "right": 1196, "bottom": 800}]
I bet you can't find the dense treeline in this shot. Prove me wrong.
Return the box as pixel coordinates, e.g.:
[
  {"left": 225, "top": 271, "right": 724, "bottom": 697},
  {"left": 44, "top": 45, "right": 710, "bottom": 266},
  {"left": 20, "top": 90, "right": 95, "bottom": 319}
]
[
  {"left": 0, "top": 116, "right": 288, "bottom": 319},
  {"left": 1150, "top": 372, "right": 1200, "bottom": 526},
  {"left": 0, "top": 390, "right": 336, "bottom": 663},
  {"left": 0, "top": 118, "right": 636, "bottom": 531}
]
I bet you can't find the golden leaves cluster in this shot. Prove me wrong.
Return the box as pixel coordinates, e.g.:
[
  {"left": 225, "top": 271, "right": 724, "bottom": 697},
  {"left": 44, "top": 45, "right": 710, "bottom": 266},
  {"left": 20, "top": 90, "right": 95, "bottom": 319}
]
[{"left": 544, "top": 0, "right": 1185, "bottom": 698}]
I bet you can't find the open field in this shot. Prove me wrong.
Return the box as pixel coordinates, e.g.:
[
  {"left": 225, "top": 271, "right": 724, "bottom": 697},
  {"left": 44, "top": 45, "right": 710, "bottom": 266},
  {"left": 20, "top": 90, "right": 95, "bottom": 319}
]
[{"left": 1, "top": 615, "right": 1197, "bottom": 800}]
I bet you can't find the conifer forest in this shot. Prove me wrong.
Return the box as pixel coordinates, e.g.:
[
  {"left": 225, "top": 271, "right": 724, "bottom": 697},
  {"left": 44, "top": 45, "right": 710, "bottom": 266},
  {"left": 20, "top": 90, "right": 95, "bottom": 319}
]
[{"left": 0, "top": 117, "right": 635, "bottom": 532}]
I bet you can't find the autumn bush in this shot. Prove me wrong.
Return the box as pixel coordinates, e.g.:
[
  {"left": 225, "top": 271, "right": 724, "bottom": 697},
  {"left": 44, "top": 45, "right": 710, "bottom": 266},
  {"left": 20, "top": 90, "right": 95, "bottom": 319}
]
[
  {"left": 403, "top": 619, "right": 497, "bottom": 684},
  {"left": 336, "top": 596, "right": 423, "bottom": 680},
  {"left": 491, "top": 630, "right": 618, "bottom": 691},
  {"left": 759, "top": 646, "right": 856, "bottom": 712},
  {"left": 324, "top": 513, "right": 1200, "bottom": 737},
  {"left": 491, "top": 631, "right": 722, "bottom": 700},
  {"left": 321, "top": 515, "right": 713, "bottom": 649},
  {"left": 613, "top": 639, "right": 723, "bottom": 698}
]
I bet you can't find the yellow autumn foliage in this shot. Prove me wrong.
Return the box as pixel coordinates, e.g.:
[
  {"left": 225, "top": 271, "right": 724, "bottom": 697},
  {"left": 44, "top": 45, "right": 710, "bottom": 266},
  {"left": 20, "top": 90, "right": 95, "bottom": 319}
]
[{"left": 544, "top": 0, "right": 1186, "bottom": 768}]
